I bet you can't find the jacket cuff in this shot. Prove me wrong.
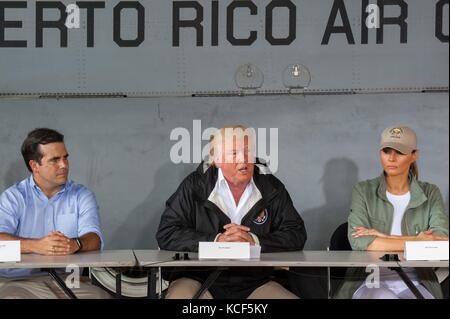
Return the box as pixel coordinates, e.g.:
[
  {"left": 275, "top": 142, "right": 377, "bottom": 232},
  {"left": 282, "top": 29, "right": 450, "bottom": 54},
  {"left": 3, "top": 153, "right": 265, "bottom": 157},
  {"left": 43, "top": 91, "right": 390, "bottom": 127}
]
[{"left": 249, "top": 232, "right": 260, "bottom": 246}]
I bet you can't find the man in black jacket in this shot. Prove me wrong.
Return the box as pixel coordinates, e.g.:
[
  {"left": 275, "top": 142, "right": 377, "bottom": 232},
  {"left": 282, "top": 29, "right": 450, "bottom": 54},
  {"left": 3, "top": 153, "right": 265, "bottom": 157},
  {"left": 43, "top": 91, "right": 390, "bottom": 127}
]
[{"left": 156, "top": 125, "right": 306, "bottom": 298}]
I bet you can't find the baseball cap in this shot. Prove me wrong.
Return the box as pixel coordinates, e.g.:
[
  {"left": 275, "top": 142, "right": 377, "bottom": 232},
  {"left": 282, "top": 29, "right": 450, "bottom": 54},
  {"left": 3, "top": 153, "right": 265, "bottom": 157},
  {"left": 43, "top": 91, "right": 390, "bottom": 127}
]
[{"left": 380, "top": 126, "right": 417, "bottom": 155}]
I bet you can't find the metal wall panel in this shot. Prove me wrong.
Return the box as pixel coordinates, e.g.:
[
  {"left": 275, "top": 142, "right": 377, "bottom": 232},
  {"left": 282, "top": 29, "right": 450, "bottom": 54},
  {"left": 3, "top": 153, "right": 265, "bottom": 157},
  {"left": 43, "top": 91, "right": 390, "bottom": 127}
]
[{"left": 0, "top": 0, "right": 448, "bottom": 95}]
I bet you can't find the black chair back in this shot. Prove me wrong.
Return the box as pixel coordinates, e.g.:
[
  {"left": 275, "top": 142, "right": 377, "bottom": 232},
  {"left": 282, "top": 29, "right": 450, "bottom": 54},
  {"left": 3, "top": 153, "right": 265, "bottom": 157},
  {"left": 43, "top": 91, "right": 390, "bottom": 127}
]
[
  {"left": 329, "top": 222, "right": 351, "bottom": 251},
  {"left": 329, "top": 222, "right": 352, "bottom": 297}
]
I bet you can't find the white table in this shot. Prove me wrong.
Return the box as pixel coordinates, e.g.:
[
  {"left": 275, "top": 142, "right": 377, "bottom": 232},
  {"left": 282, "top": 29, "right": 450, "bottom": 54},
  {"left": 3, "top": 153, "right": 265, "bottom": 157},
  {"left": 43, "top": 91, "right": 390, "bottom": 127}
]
[
  {"left": 0, "top": 250, "right": 136, "bottom": 269},
  {"left": 2, "top": 250, "right": 447, "bottom": 299},
  {"left": 134, "top": 249, "right": 449, "bottom": 299},
  {"left": 134, "top": 249, "right": 449, "bottom": 268},
  {"left": 0, "top": 250, "right": 136, "bottom": 298}
]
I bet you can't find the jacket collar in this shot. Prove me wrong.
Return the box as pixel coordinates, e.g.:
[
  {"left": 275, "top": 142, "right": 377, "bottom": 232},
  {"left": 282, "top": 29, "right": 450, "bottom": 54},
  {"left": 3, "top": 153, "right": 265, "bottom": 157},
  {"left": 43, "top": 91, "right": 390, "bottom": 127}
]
[
  {"left": 377, "top": 172, "right": 427, "bottom": 209},
  {"left": 195, "top": 159, "right": 281, "bottom": 203},
  {"left": 207, "top": 168, "right": 262, "bottom": 220}
]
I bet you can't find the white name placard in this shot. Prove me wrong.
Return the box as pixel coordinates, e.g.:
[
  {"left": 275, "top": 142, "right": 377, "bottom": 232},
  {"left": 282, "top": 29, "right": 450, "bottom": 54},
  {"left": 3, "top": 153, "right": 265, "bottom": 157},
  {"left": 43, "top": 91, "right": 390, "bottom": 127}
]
[
  {"left": 199, "top": 242, "right": 261, "bottom": 259},
  {"left": 404, "top": 241, "right": 449, "bottom": 261},
  {"left": 0, "top": 241, "right": 21, "bottom": 262}
]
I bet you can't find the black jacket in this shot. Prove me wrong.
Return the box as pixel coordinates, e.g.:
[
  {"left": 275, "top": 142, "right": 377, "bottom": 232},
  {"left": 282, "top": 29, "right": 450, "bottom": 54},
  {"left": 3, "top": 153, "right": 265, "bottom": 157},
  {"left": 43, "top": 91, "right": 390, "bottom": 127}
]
[{"left": 156, "top": 162, "right": 307, "bottom": 298}]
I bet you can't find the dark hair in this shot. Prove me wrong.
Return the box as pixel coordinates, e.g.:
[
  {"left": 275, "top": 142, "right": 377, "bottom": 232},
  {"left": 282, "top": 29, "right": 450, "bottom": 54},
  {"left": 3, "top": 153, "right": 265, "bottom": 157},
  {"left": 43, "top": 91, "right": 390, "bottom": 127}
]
[{"left": 21, "top": 128, "right": 64, "bottom": 172}]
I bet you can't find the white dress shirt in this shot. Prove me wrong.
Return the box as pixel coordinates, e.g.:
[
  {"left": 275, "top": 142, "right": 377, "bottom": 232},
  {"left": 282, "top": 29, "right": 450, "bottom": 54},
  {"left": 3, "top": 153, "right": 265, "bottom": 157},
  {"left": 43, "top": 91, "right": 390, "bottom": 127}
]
[{"left": 208, "top": 168, "right": 262, "bottom": 244}]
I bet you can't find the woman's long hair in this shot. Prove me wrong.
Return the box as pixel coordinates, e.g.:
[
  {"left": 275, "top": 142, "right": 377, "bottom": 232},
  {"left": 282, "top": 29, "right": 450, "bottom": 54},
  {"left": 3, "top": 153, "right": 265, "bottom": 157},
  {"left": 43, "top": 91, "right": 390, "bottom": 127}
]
[{"left": 410, "top": 156, "right": 419, "bottom": 179}]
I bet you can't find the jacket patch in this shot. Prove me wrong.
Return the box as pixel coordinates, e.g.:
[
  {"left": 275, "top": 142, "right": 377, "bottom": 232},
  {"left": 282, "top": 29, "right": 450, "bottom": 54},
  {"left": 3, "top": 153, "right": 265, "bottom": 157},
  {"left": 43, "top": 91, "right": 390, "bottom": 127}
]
[{"left": 253, "top": 209, "right": 268, "bottom": 225}]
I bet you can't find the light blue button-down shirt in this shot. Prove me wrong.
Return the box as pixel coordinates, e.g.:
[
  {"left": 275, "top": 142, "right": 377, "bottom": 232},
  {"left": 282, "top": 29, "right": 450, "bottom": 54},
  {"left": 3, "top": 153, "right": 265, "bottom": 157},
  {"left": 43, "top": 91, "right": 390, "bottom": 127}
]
[{"left": 0, "top": 176, "right": 103, "bottom": 277}]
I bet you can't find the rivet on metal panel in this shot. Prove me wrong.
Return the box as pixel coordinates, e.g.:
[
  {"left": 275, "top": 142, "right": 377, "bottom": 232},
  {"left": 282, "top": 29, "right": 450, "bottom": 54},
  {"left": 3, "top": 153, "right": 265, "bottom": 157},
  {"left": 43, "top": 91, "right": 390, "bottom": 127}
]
[
  {"left": 234, "top": 63, "right": 264, "bottom": 90},
  {"left": 282, "top": 64, "right": 311, "bottom": 89}
]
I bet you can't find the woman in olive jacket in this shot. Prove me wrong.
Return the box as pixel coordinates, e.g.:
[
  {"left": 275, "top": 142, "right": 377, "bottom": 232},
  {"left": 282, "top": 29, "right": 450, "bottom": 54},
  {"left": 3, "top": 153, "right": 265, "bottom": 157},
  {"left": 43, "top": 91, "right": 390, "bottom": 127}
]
[{"left": 336, "top": 125, "right": 449, "bottom": 299}]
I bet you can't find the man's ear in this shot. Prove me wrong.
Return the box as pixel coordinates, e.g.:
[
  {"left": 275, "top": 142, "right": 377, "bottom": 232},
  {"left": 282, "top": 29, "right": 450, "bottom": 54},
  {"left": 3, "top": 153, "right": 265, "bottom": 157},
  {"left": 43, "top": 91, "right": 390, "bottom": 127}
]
[{"left": 29, "top": 160, "right": 39, "bottom": 173}]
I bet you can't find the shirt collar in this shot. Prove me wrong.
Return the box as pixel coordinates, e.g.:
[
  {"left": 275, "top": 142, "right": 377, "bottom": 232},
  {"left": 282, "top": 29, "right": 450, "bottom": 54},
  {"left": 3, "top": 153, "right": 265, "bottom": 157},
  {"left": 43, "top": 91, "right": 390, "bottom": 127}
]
[
  {"left": 29, "top": 175, "right": 41, "bottom": 195},
  {"left": 217, "top": 168, "right": 226, "bottom": 187},
  {"left": 28, "top": 175, "right": 70, "bottom": 197}
]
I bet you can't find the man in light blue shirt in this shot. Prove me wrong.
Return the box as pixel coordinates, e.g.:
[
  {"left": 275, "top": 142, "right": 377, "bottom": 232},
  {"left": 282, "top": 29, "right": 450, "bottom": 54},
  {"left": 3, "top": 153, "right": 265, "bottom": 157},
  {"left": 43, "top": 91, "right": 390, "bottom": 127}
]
[{"left": 0, "top": 128, "right": 109, "bottom": 298}]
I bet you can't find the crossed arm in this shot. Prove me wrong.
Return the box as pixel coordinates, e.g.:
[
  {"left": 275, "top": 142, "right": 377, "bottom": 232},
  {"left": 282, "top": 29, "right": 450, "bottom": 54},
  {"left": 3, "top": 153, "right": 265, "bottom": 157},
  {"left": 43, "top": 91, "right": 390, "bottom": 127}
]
[{"left": 352, "top": 226, "right": 448, "bottom": 251}]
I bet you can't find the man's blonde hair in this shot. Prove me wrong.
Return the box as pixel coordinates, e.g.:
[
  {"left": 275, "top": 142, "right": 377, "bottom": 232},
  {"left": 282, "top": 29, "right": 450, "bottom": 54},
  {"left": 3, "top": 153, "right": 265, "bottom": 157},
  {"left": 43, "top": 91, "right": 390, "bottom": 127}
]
[{"left": 208, "top": 125, "right": 256, "bottom": 166}]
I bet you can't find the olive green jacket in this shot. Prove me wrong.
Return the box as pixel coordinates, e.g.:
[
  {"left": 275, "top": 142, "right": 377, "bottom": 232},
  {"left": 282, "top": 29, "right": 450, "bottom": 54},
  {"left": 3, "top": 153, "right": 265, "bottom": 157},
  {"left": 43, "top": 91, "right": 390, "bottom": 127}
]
[{"left": 335, "top": 174, "right": 449, "bottom": 299}]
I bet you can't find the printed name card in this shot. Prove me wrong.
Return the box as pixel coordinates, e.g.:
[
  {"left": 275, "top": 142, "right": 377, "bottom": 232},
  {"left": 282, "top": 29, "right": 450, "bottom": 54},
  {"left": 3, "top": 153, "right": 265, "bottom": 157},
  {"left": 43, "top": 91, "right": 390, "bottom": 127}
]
[
  {"left": 199, "top": 242, "right": 261, "bottom": 259},
  {"left": 404, "top": 241, "right": 449, "bottom": 261},
  {"left": 0, "top": 241, "right": 21, "bottom": 262}
]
